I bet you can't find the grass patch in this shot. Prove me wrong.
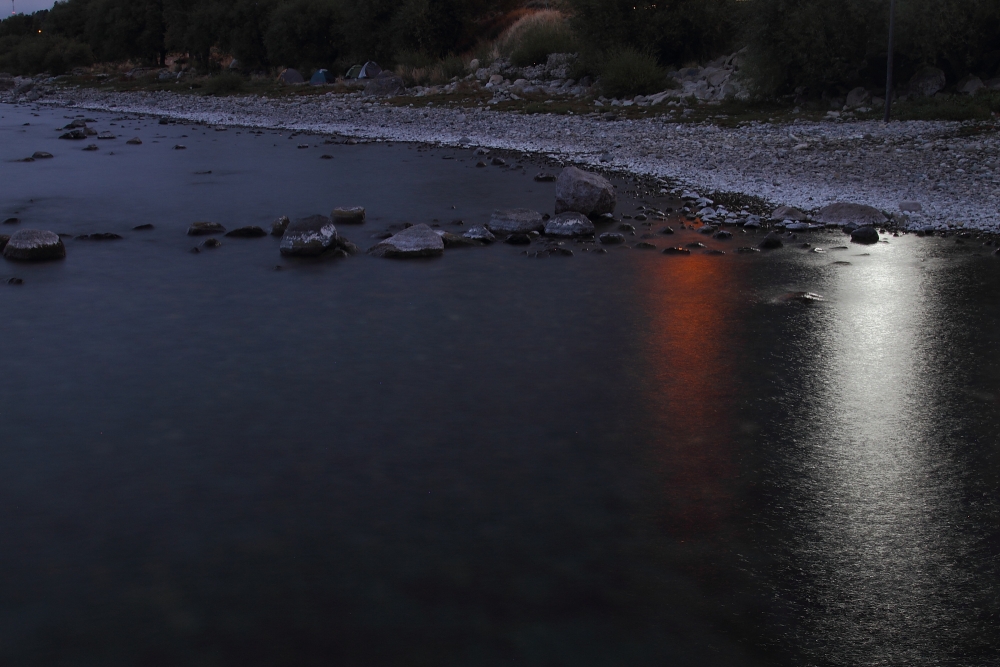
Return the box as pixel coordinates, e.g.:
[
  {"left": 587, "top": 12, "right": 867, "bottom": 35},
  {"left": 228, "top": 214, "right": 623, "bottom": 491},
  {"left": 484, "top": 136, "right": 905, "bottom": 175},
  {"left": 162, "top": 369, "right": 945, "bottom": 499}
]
[
  {"left": 201, "top": 72, "right": 245, "bottom": 96},
  {"left": 599, "top": 48, "right": 667, "bottom": 98},
  {"left": 499, "top": 10, "right": 577, "bottom": 68},
  {"left": 889, "top": 91, "right": 1000, "bottom": 122}
]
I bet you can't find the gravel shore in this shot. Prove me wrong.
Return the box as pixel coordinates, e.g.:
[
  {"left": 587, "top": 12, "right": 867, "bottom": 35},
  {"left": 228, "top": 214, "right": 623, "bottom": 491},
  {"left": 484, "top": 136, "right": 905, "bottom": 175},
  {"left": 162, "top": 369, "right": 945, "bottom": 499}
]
[{"left": 29, "top": 87, "right": 1000, "bottom": 232}]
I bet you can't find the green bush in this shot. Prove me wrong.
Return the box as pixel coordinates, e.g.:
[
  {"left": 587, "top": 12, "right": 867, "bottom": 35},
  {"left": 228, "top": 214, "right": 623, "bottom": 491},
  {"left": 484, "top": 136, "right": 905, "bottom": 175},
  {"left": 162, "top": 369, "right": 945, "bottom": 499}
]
[
  {"left": 509, "top": 20, "right": 577, "bottom": 68},
  {"left": 202, "top": 72, "right": 246, "bottom": 95},
  {"left": 439, "top": 54, "right": 466, "bottom": 79},
  {"left": 599, "top": 48, "right": 667, "bottom": 98}
]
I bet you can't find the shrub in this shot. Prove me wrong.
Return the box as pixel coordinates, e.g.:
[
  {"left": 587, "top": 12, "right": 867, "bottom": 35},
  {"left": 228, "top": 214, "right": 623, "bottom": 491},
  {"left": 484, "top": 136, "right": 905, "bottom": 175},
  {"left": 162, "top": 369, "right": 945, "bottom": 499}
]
[
  {"left": 202, "top": 72, "right": 245, "bottom": 95},
  {"left": 498, "top": 11, "right": 577, "bottom": 68},
  {"left": 599, "top": 48, "right": 667, "bottom": 98}
]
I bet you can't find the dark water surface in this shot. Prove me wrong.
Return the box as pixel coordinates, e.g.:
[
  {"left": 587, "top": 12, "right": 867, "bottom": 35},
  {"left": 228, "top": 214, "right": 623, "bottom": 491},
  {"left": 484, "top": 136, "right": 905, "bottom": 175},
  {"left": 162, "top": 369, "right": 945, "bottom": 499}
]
[{"left": 2, "top": 105, "right": 999, "bottom": 666}]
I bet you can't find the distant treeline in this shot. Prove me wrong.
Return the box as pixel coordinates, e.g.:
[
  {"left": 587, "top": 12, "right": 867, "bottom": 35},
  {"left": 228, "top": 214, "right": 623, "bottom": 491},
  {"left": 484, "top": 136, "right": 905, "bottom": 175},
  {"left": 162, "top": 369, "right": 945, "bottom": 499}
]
[{"left": 3, "top": 0, "right": 1000, "bottom": 96}]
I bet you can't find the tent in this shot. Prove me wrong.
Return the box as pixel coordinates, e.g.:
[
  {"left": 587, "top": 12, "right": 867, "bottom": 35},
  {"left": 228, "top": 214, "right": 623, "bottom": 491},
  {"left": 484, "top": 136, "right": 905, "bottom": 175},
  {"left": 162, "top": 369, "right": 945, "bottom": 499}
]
[
  {"left": 345, "top": 65, "right": 362, "bottom": 79},
  {"left": 309, "top": 69, "right": 336, "bottom": 85},
  {"left": 358, "top": 61, "right": 382, "bottom": 79},
  {"left": 277, "top": 68, "right": 305, "bottom": 85}
]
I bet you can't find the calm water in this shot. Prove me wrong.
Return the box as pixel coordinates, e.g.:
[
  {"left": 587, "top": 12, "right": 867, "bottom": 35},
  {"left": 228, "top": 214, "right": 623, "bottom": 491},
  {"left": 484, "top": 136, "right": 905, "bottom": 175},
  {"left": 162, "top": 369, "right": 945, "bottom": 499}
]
[{"left": 2, "top": 105, "right": 999, "bottom": 666}]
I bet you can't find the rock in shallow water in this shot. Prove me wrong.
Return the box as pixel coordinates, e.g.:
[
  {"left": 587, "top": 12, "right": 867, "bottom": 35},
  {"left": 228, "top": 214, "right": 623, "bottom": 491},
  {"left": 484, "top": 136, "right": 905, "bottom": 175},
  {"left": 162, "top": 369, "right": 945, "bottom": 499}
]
[
  {"left": 817, "top": 202, "right": 886, "bottom": 227},
  {"left": 270, "top": 216, "right": 290, "bottom": 237},
  {"left": 759, "top": 232, "right": 784, "bottom": 249},
  {"left": 2, "top": 229, "right": 66, "bottom": 261},
  {"left": 555, "top": 166, "right": 616, "bottom": 217},
  {"left": 225, "top": 226, "right": 267, "bottom": 238},
  {"left": 488, "top": 209, "right": 544, "bottom": 234},
  {"left": 463, "top": 226, "right": 495, "bottom": 243},
  {"left": 850, "top": 226, "right": 880, "bottom": 244},
  {"left": 188, "top": 222, "right": 226, "bottom": 236},
  {"left": 281, "top": 215, "right": 342, "bottom": 257},
  {"left": 332, "top": 207, "right": 365, "bottom": 224},
  {"left": 76, "top": 233, "right": 123, "bottom": 240},
  {"left": 599, "top": 232, "right": 625, "bottom": 245},
  {"left": 662, "top": 247, "right": 691, "bottom": 255},
  {"left": 368, "top": 223, "right": 444, "bottom": 257},
  {"left": 544, "top": 212, "right": 595, "bottom": 238}
]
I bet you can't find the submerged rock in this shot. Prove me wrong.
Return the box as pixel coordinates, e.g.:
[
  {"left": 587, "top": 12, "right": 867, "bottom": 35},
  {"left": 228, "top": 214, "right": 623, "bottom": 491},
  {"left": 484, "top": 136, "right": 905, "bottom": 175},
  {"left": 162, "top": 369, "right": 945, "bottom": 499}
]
[
  {"left": 280, "top": 215, "right": 342, "bottom": 256},
  {"left": 2, "top": 229, "right": 66, "bottom": 261},
  {"left": 463, "top": 226, "right": 495, "bottom": 243},
  {"left": 759, "top": 232, "right": 784, "bottom": 249},
  {"left": 544, "top": 212, "right": 595, "bottom": 237},
  {"left": 662, "top": 247, "right": 691, "bottom": 255},
  {"left": 504, "top": 233, "right": 532, "bottom": 245},
  {"left": 599, "top": 232, "right": 625, "bottom": 245},
  {"left": 332, "top": 207, "right": 365, "bottom": 224},
  {"left": 133, "top": 224, "right": 155, "bottom": 231},
  {"left": 771, "top": 205, "right": 806, "bottom": 221},
  {"left": 488, "top": 209, "right": 544, "bottom": 234},
  {"left": 76, "top": 233, "right": 123, "bottom": 240},
  {"left": 225, "top": 226, "right": 268, "bottom": 238},
  {"left": 188, "top": 221, "right": 226, "bottom": 236},
  {"left": 368, "top": 223, "right": 444, "bottom": 257},
  {"left": 555, "top": 166, "right": 616, "bottom": 217}
]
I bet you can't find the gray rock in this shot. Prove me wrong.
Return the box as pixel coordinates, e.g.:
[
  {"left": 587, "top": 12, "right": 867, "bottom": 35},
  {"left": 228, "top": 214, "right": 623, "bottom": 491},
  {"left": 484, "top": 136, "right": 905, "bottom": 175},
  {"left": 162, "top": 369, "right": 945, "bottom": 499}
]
[
  {"left": 463, "top": 226, "right": 496, "bottom": 243},
  {"left": 488, "top": 209, "right": 544, "bottom": 234},
  {"left": 59, "top": 129, "right": 86, "bottom": 140},
  {"left": 126, "top": 137, "right": 142, "bottom": 145},
  {"left": 225, "top": 226, "right": 267, "bottom": 238},
  {"left": 899, "top": 201, "right": 923, "bottom": 213},
  {"left": 771, "top": 205, "right": 806, "bottom": 221},
  {"left": 364, "top": 73, "right": 405, "bottom": 97},
  {"left": 31, "top": 151, "right": 53, "bottom": 159},
  {"left": 2, "top": 229, "right": 66, "bottom": 261},
  {"left": 816, "top": 202, "right": 887, "bottom": 227},
  {"left": 188, "top": 221, "right": 226, "bottom": 236},
  {"left": 554, "top": 166, "right": 616, "bottom": 217},
  {"left": 599, "top": 232, "right": 625, "bottom": 245},
  {"left": 368, "top": 223, "right": 444, "bottom": 257},
  {"left": 270, "top": 216, "right": 290, "bottom": 237},
  {"left": 280, "top": 215, "right": 341, "bottom": 256},
  {"left": 845, "top": 86, "right": 871, "bottom": 109},
  {"left": 436, "top": 231, "right": 479, "bottom": 248},
  {"left": 0, "top": 234, "right": 8, "bottom": 251},
  {"left": 909, "top": 67, "right": 946, "bottom": 97},
  {"left": 956, "top": 75, "right": 984, "bottom": 95},
  {"left": 332, "top": 207, "right": 365, "bottom": 224},
  {"left": 850, "top": 226, "right": 879, "bottom": 244},
  {"left": 544, "top": 212, "right": 595, "bottom": 237}
]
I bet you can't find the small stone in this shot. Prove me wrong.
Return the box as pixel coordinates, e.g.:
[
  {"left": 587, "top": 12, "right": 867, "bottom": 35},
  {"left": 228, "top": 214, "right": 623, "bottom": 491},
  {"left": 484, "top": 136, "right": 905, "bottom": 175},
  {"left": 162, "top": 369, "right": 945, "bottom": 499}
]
[
  {"left": 7, "top": 277, "right": 23, "bottom": 285},
  {"left": 190, "top": 247, "right": 201, "bottom": 254},
  {"left": 369, "top": 223, "right": 445, "bottom": 257},
  {"left": 202, "top": 238, "right": 222, "bottom": 248},
  {"left": 225, "top": 226, "right": 268, "bottom": 238},
  {"left": 634, "top": 241, "right": 657, "bottom": 249},
  {"left": 476, "top": 161, "right": 487, "bottom": 167},
  {"left": 188, "top": 221, "right": 227, "bottom": 236},
  {"left": 686, "top": 242, "right": 706, "bottom": 248},
  {"left": 713, "top": 230, "right": 733, "bottom": 239},
  {"left": 737, "top": 247, "right": 761, "bottom": 253},
  {"left": 320, "top": 155, "right": 333, "bottom": 159},
  {"left": 59, "top": 129, "right": 86, "bottom": 140},
  {"left": 83, "top": 144, "right": 98, "bottom": 151},
  {"left": 3, "top": 218, "right": 20, "bottom": 225},
  {"left": 173, "top": 145, "right": 186, "bottom": 150},
  {"left": 618, "top": 223, "right": 636, "bottom": 232},
  {"left": 491, "top": 157, "right": 507, "bottom": 166},
  {"left": 76, "top": 233, "right": 123, "bottom": 240},
  {"left": 270, "top": 216, "right": 291, "bottom": 237},
  {"left": 662, "top": 247, "right": 691, "bottom": 255},
  {"left": 534, "top": 173, "right": 556, "bottom": 182},
  {"left": 463, "top": 226, "right": 496, "bottom": 243},
  {"left": 850, "top": 226, "right": 879, "bottom": 244},
  {"left": 133, "top": 224, "right": 154, "bottom": 230},
  {"left": 332, "top": 207, "right": 366, "bottom": 224},
  {"left": 126, "top": 137, "right": 142, "bottom": 145},
  {"left": 599, "top": 232, "right": 625, "bottom": 245},
  {"left": 544, "top": 212, "right": 595, "bottom": 238},
  {"left": 31, "top": 152, "right": 53, "bottom": 159},
  {"left": 658, "top": 226, "right": 675, "bottom": 235}
]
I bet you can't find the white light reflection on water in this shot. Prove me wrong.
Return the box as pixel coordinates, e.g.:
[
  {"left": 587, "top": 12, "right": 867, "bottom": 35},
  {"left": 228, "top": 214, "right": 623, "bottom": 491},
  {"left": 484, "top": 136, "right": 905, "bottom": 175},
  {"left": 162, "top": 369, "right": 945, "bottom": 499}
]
[{"left": 797, "top": 246, "right": 967, "bottom": 665}]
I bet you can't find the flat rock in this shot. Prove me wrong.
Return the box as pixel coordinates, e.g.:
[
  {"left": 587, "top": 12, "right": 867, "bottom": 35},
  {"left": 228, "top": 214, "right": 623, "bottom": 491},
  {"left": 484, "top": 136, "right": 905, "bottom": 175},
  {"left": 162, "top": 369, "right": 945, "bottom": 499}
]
[
  {"left": 816, "top": 202, "right": 887, "bottom": 227},
  {"left": 188, "top": 221, "right": 226, "bottom": 236},
  {"left": 59, "top": 130, "right": 86, "bottom": 140},
  {"left": 225, "top": 226, "right": 267, "bottom": 238},
  {"left": 544, "top": 212, "right": 595, "bottom": 237},
  {"left": 555, "top": 166, "right": 616, "bottom": 217},
  {"left": 280, "top": 215, "right": 341, "bottom": 256},
  {"left": 368, "top": 223, "right": 444, "bottom": 257},
  {"left": 3, "top": 229, "right": 66, "bottom": 261},
  {"left": 771, "top": 205, "right": 806, "bottom": 221},
  {"left": 599, "top": 232, "right": 625, "bottom": 245},
  {"left": 488, "top": 209, "right": 544, "bottom": 234},
  {"left": 332, "top": 207, "right": 366, "bottom": 224},
  {"left": 76, "top": 233, "right": 123, "bottom": 240},
  {"left": 32, "top": 152, "right": 53, "bottom": 159},
  {"left": 133, "top": 224, "right": 154, "bottom": 230}
]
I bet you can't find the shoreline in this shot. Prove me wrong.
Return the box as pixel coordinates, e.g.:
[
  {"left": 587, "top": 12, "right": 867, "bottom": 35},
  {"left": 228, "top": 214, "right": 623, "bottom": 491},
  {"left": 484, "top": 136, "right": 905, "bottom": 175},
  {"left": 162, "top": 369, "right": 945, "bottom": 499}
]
[{"left": 14, "top": 86, "right": 1000, "bottom": 232}]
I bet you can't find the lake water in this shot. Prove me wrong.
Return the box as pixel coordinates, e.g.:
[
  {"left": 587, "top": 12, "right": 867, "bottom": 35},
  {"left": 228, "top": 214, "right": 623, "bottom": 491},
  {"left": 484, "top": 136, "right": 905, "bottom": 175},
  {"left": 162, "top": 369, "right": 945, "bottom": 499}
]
[{"left": 2, "top": 105, "right": 999, "bottom": 666}]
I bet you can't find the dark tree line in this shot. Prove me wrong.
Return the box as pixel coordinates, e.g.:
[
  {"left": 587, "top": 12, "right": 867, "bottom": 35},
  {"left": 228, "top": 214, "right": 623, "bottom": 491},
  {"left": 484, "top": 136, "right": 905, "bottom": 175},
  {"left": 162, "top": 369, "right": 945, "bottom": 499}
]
[
  {"left": 3, "top": 0, "right": 1000, "bottom": 95},
  {"left": 0, "top": 0, "right": 521, "bottom": 75}
]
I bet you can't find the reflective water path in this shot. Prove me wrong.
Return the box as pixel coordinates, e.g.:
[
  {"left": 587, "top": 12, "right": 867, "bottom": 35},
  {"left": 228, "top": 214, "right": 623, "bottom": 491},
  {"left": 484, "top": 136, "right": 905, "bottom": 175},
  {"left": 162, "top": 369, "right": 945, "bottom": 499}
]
[{"left": 2, "top": 105, "right": 998, "bottom": 666}]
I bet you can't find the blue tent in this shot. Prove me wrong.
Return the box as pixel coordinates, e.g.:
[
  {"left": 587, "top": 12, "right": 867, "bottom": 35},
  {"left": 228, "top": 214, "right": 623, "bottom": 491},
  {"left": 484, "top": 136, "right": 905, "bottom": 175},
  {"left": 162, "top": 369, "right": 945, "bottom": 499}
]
[{"left": 310, "top": 69, "right": 336, "bottom": 85}]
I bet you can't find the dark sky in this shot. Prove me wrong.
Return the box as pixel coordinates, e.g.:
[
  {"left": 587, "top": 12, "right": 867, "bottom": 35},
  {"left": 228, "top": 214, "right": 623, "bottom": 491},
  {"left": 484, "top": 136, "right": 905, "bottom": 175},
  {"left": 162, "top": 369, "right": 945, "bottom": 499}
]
[{"left": 11, "top": 0, "right": 55, "bottom": 16}]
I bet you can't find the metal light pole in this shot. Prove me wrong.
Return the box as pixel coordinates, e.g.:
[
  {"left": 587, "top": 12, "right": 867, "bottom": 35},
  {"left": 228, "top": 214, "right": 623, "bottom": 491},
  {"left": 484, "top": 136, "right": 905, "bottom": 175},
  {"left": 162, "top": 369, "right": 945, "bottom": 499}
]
[{"left": 883, "top": 0, "right": 897, "bottom": 122}]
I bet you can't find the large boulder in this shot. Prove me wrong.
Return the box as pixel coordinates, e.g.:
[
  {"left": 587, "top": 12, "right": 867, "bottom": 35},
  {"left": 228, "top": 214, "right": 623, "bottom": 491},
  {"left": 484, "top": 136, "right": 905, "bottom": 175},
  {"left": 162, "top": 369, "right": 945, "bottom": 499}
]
[
  {"left": 279, "top": 215, "right": 342, "bottom": 256},
  {"left": 3, "top": 229, "right": 66, "bottom": 261},
  {"left": 363, "top": 73, "right": 405, "bottom": 98},
  {"left": 909, "top": 67, "right": 946, "bottom": 97},
  {"left": 850, "top": 226, "right": 880, "bottom": 244},
  {"left": 770, "top": 205, "right": 807, "bottom": 221},
  {"left": 487, "top": 209, "right": 545, "bottom": 235},
  {"left": 544, "top": 212, "right": 595, "bottom": 237},
  {"left": 368, "top": 223, "right": 443, "bottom": 258},
  {"left": 956, "top": 74, "right": 984, "bottom": 96},
  {"left": 816, "top": 202, "right": 887, "bottom": 227},
  {"left": 555, "top": 166, "right": 616, "bottom": 217}
]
